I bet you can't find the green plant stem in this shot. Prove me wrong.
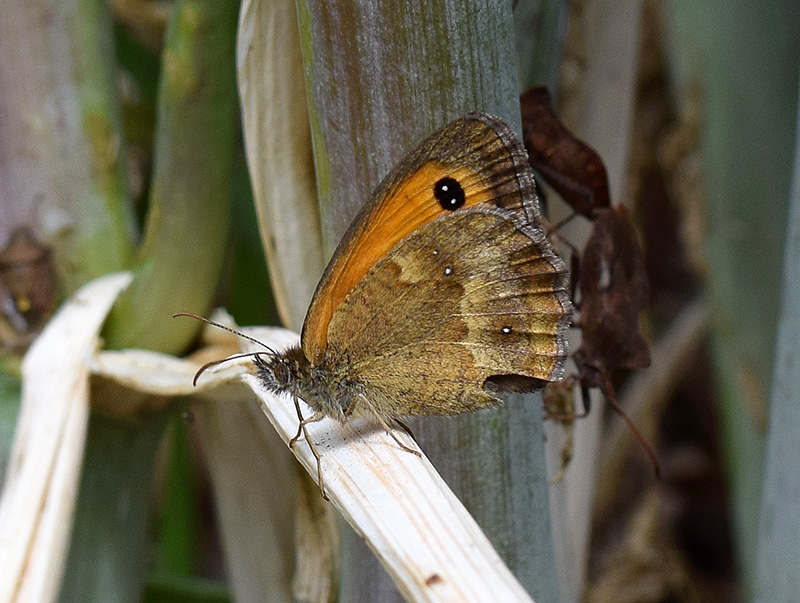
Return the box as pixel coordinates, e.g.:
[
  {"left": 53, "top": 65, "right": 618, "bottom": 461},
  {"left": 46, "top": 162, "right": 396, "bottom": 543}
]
[
  {"left": 295, "top": 0, "right": 559, "bottom": 600},
  {"left": 514, "top": 0, "right": 569, "bottom": 93},
  {"left": 0, "top": 0, "right": 135, "bottom": 293},
  {"left": 60, "top": 2, "right": 239, "bottom": 601},
  {"left": 152, "top": 415, "right": 200, "bottom": 577},
  {"left": 754, "top": 72, "right": 800, "bottom": 603},
  {"left": 103, "top": 0, "right": 240, "bottom": 355},
  {"left": 0, "top": 372, "right": 21, "bottom": 484},
  {"left": 664, "top": 2, "right": 800, "bottom": 592},
  {"left": 59, "top": 412, "right": 169, "bottom": 603}
]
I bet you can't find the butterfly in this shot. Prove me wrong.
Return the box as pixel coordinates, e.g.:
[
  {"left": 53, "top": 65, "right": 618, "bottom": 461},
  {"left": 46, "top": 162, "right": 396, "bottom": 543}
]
[{"left": 183, "top": 112, "right": 572, "bottom": 490}]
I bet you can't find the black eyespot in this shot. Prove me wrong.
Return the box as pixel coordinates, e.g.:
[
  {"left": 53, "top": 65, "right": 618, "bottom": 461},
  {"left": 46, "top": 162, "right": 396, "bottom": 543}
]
[
  {"left": 434, "top": 177, "right": 465, "bottom": 211},
  {"left": 501, "top": 326, "right": 513, "bottom": 335},
  {"left": 443, "top": 266, "right": 453, "bottom": 276}
]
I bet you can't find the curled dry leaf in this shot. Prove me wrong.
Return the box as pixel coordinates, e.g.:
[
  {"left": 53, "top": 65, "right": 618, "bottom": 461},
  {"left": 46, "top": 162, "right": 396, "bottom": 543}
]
[
  {"left": 575, "top": 205, "right": 651, "bottom": 387},
  {"left": 520, "top": 86, "right": 610, "bottom": 217},
  {"left": 0, "top": 271, "right": 132, "bottom": 603}
]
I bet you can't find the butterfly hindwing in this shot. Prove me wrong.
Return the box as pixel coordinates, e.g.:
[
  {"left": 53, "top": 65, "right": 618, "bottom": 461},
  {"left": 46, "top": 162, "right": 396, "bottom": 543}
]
[{"left": 323, "top": 206, "right": 570, "bottom": 417}]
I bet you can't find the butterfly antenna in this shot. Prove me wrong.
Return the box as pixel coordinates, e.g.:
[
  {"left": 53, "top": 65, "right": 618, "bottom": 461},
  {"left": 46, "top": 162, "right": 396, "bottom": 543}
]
[
  {"left": 191, "top": 351, "right": 273, "bottom": 386},
  {"left": 173, "top": 312, "right": 279, "bottom": 355}
]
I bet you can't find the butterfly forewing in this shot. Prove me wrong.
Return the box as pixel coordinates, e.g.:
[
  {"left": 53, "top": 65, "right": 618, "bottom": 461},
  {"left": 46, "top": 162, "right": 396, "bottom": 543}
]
[{"left": 301, "top": 113, "right": 544, "bottom": 364}]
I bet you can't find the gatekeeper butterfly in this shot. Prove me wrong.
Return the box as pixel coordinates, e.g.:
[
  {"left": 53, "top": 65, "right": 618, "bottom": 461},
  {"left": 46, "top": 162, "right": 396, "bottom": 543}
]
[{"left": 181, "top": 112, "right": 572, "bottom": 486}]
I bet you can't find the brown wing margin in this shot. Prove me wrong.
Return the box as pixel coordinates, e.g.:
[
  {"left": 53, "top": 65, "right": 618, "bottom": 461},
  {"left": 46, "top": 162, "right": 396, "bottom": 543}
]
[{"left": 301, "top": 113, "right": 543, "bottom": 364}]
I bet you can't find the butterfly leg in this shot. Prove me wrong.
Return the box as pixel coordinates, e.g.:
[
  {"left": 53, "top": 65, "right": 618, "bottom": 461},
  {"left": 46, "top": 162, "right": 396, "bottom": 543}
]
[
  {"left": 392, "top": 418, "right": 418, "bottom": 443},
  {"left": 289, "top": 397, "right": 329, "bottom": 499},
  {"left": 289, "top": 397, "right": 325, "bottom": 447},
  {"left": 303, "top": 426, "right": 328, "bottom": 500},
  {"left": 357, "top": 394, "right": 421, "bottom": 458}
]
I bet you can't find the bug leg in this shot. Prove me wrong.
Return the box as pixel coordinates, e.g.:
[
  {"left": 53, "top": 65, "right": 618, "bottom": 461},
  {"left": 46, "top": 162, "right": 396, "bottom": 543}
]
[
  {"left": 358, "top": 394, "right": 421, "bottom": 458},
  {"left": 302, "top": 424, "right": 328, "bottom": 500},
  {"left": 546, "top": 211, "right": 579, "bottom": 236},
  {"left": 585, "top": 362, "right": 661, "bottom": 479},
  {"left": 289, "top": 397, "right": 324, "bottom": 447},
  {"left": 576, "top": 384, "right": 591, "bottom": 418},
  {"left": 393, "top": 418, "right": 418, "bottom": 443},
  {"left": 289, "top": 397, "right": 329, "bottom": 499},
  {"left": 543, "top": 220, "right": 583, "bottom": 307}
]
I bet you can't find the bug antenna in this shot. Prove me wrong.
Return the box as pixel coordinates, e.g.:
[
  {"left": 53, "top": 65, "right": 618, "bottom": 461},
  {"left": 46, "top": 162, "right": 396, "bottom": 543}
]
[
  {"left": 173, "top": 312, "right": 279, "bottom": 355},
  {"left": 191, "top": 351, "right": 274, "bottom": 386},
  {"left": 587, "top": 362, "right": 661, "bottom": 479}
]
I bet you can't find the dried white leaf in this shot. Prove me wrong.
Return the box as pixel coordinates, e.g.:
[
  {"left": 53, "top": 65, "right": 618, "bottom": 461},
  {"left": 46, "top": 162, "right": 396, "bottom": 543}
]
[
  {"left": 238, "top": 0, "right": 324, "bottom": 332},
  {"left": 0, "top": 272, "right": 133, "bottom": 603},
  {"left": 239, "top": 327, "right": 535, "bottom": 603}
]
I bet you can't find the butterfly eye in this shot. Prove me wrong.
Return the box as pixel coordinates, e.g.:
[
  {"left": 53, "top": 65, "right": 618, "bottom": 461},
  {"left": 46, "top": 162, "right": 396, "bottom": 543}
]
[
  {"left": 274, "top": 361, "right": 291, "bottom": 385},
  {"left": 433, "top": 177, "right": 466, "bottom": 211}
]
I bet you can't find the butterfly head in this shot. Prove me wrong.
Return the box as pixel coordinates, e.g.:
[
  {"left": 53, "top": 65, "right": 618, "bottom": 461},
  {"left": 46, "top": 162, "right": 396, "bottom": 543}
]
[
  {"left": 253, "top": 345, "right": 310, "bottom": 396},
  {"left": 254, "top": 344, "right": 362, "bottom": 423}
]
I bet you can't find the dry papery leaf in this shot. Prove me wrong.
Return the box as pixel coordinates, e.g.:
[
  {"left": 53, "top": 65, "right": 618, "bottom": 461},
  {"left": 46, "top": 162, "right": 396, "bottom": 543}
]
[
  {"left": 0, "top": 272, "right": 132, "bottom": 603},
  {"left": 1, "top": 271, "right": 539, "bottom": 603}
]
